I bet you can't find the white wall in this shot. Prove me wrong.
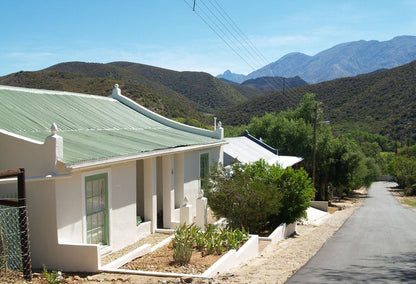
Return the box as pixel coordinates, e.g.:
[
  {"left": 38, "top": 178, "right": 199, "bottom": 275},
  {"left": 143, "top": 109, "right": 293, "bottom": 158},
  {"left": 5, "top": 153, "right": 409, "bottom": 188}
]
[
  {"left": 25, "top": 180, "right": 100, "bottom": 272},
  {"left": 26, "top": 180, "right": 59, "bottom": 269},
  {"left": 183, "top": 145, "right": 222, "bottom": 217},
  {"left": 56, "top": 173, "right": 83, "bottom": 243},
  {"left": 0, "top": 132, "right": 56, "bottom": 177},
  {"left": 56, "top": 161, "right": 138, "bottom": 253},
  {"left": 109, "top": 162, "right": 137, "bottom": 252}
]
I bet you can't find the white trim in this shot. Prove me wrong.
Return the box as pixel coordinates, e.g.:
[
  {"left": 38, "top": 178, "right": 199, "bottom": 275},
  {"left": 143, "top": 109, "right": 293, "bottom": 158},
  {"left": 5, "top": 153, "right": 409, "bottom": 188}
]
[
  {"left": 0, "top": 84, "right": 113, "bottom": 100},
  {"left": 68, "top": 141, "right": 227, "bottom": 171},
  {"left": 110, "top": 90, "right": 222, "bottom": 139},
  {"left": 81, "top": 168, "right": 112, "bottom": 248},
  {"left": 0, "top": 174, "right": 72, "bottom": 185},
  {"left": 0, "top": 128, "right": 44, "bottom": 144}
]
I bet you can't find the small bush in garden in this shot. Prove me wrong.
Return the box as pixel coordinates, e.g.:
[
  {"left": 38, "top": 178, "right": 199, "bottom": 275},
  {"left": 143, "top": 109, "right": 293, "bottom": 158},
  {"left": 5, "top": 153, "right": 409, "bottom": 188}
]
[
  {"left": 171, "top": 223, "right": 199, "bottom": 264},
  {"left": 42, "top": 265, "right": 63, "bottom": 284},
  {"left": 172, "top": 242, "right": 193, "bottom": 265},
  {"left": 171, "top": 223, "right": 249, "bottom": 265}
]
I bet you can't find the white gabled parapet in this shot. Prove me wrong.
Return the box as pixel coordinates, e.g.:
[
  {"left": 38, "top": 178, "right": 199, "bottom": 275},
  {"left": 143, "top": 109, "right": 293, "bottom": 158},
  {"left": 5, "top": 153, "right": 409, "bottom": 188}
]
[
  {"left": 45, "top": 122, "right": 64, "bottom": 169},
  {"left": 110, "top": 84, "right": 223, "bottom": 140},
  {"left": 0, "top": 124, "right": 64, "bottom": 176}
]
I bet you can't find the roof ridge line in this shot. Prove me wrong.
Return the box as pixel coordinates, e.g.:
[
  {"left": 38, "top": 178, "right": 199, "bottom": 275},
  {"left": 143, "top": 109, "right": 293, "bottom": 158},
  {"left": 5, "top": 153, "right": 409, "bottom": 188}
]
[
  {"left": 110, "top": 85, "right": 223, "bottom": 140},
  {"left": 243, "top": 130, "right": 278, "bottom": 155},
  {"left": 0, "top": 84, "right": 113, "bottom": 100}
]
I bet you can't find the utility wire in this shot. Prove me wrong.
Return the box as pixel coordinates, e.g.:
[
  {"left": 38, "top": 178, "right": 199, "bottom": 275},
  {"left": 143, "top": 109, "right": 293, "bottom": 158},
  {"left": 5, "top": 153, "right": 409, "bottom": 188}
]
[
  {"left": 183, "top": 0, "right": 257, "bottom": 70},
  {"left": 183, "top": 0, "right": 301, "bottom": 107},
  {"left": 206, "top": 0, "right": 302, "bottom": 107}
]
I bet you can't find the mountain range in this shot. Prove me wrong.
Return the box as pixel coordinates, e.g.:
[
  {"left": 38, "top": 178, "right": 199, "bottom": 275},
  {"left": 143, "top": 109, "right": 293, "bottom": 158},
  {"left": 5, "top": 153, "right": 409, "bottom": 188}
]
[
  {"left": 218, "top": 35, "right": 416, "bottom": 84},
  {"left": 0, "top": 55, "right": 415, "bottom": 142},
  {"left": 0, "top": 61, "right": 260, "bottom": 126},
  {"left": 220, "top": 60, "right": 416, "bottom": 141}
]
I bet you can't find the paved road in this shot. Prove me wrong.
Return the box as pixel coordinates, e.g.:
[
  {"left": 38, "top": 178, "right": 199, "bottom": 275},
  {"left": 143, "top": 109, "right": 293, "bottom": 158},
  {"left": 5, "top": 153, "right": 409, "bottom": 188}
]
[{"left": 286, "top": 182, "right": 416, "bottom": 283}]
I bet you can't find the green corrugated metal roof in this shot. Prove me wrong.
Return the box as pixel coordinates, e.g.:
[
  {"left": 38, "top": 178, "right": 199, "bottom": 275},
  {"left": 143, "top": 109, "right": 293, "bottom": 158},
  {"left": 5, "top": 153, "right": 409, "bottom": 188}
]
[{"left": 0, "top": 86, "right": 221, "bottom": 164}]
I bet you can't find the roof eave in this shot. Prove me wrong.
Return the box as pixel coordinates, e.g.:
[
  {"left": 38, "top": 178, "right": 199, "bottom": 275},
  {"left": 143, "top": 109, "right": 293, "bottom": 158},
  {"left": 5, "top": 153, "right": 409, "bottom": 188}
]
[{"left": 66, "top": 141, "right": 227, "bottom": 172}]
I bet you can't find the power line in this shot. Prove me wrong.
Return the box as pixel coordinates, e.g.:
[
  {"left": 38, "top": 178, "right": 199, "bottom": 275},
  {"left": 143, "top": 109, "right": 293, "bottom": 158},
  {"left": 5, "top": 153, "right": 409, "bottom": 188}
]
[
  {"left": 182, "top": 0, "right": 257, "bottom": 70},
  {"left": 183, "top": 0, "right": 301, "bottom": 107}
]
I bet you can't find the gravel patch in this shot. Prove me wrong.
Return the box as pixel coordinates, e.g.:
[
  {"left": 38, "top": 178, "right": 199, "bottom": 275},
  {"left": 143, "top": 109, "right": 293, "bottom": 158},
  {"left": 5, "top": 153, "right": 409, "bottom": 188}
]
[{"left": 101, "top": 233, "right": 172, "bottom": 266}]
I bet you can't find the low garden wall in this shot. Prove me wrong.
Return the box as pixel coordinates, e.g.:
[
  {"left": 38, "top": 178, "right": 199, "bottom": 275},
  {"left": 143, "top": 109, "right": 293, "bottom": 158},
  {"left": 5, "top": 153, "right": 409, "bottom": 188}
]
[
  {"left": 310, "top": 201, "right": 328, "bottom": 212},
  {"left": 258, "top": 222, "right": 297, "bottom": 244},
  {"left": 101, "top": 235, "right": 174, "bottom": 270},
  {"left": 202, "top": 234, "right": 259, "bottom": 277}
]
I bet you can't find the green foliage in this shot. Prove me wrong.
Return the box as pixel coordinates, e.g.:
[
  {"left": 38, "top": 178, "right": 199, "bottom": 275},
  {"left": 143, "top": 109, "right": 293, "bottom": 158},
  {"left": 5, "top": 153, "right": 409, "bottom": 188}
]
[
  {"left": 248, "top": 112, "right": 313, "bottom": 162},
  {"left": 272, "top": 167, "right": 315, "bottom": 225},
  {"left": 219, "top": 60, "right": 416, "bottom": 143},
  {"left": 348, "top": 130, "right": 395, "bottom": 152},
  {"left": 387, "top": 145, "right": 416, "bottom": 195},
  {"left": 42, "top": 265, "right": 63, "bottom": 284},
  {"left": 172, "top": 117, "right": 208, "bottom": 129},
  {"left": 204, "top": 160, "right": 283, "bottom": 233},
  {"left": 224, "top": 124, "right": 247, "bottom": 138},
  {"left": 171, "top": 223, "right": 248, "bottom": 264},
  {"left": 136, "top": 216, "right": 142, "bottom": 226},
  {"left": 403, "top": 199, "right": 416, "bottom": 207},
  {"left": 204, "top": 160, "right": 314, "bottom": 233},
  {"left": 171, "top": 224, "right": 198, "bottom": 264},
  {"left": 243, "top": 95, "right": 381, "bottom": 200}
]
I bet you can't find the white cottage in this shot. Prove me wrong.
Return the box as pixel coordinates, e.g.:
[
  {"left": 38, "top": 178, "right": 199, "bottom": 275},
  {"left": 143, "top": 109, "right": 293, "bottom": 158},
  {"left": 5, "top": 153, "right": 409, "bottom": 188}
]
[{"left": 0, "top": 84, "right": 225, "bottom": 271}]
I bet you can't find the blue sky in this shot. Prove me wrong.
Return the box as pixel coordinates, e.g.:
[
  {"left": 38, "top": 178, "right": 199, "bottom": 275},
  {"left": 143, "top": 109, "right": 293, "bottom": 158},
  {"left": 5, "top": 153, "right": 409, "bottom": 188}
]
[{"left": 1, "top": 0, "right": 415, "bottom": 77}]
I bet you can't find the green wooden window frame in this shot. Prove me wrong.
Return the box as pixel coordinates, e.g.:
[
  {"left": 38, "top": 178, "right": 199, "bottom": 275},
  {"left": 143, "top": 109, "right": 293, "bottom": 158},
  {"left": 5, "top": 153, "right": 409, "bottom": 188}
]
[
  {"left": 85, "top": 173, "right": 109, "bottom": 246},
  {"left": 200, "top": 153, "right": 209, "bottom": 189}
]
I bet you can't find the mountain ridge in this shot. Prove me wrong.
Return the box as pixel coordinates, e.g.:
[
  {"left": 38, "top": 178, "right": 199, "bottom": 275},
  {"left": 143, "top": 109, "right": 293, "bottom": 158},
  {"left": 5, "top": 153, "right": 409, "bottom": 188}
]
[
  {"left": 218, "top": 35, "right": 416, "bottom": 83},
  {"left": 219, "top": 59, "right": 416, "bottom": 141}
]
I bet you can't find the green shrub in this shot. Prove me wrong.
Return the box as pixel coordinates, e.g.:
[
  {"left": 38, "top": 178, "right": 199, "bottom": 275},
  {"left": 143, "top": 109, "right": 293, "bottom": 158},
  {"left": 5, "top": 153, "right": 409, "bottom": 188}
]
[
  {"left": 388, "top": 146, "right": 416, "bottom": 195},
  {"left": 272, "top": 167, "right": 315, "bottom": 225},
  {"left": 203, "top": 160, "right": 314, "bottom": 233},
  {"left": 203, "top": 160, "right": 283, "bottom": 233}
]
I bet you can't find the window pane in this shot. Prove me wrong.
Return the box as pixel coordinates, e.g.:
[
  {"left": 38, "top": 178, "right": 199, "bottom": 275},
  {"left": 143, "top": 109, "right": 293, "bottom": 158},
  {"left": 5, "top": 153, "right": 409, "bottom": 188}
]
[
  {"left": 87, "top": 216, "right": 92, "bottom": 230},
  {"left": 86, "top": 181, "right": 93, "bottom": 198},
  {"left": 85, "top": 173, "right": 108, "bottom": 245},
  {"left": 93, "top": 180, "right": 99, "bottom": 197},
  {"left": 98, "top": 212, "right": 104, "bottom": 227},
  {"left": 101, "top": 194, "right": 105, "bottom": 210},
  {"left": 92, "top": 214, "right": 97, "bottom": 229},
  {"left": 86, "top": 198, "right": 93, "bottom": 214}
]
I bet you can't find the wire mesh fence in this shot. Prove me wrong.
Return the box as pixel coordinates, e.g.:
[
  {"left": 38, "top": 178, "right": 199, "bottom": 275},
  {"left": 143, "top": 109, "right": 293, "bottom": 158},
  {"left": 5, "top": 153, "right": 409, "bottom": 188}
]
[
  {"left": 0, "top": 169, "right": 32, "bottom": 281},
  {"left": 0, "top": 205, "right": 31, "bottom": 280}
]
